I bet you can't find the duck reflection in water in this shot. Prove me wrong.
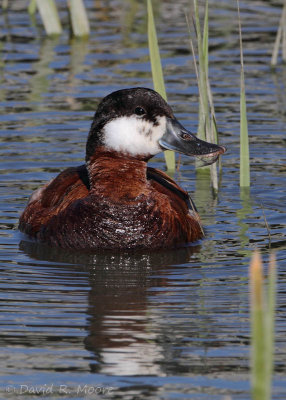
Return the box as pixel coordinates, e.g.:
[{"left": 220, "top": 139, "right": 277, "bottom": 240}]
[{"left": 20, "top": 240, "right": 200, "bottom": 375}]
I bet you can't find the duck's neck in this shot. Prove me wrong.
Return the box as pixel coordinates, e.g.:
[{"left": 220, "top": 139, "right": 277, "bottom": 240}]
[{"left": 86, "top": 147, "right": 149, "bottom": 201}]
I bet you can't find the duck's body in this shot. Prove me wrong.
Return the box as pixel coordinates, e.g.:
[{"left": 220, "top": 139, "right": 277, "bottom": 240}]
[
  {"left": 19, "top": 149, "right": 202, "bottom": 250},
  {"left": 19, "top": 88, "right": 225, "bottom": 250}
]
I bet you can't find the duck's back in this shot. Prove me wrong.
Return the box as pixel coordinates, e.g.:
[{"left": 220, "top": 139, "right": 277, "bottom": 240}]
[{"left": 19, "top": 165, "right": 89, "bottom": 237}]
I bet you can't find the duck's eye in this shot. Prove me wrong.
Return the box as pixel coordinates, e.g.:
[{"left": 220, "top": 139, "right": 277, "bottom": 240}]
[{"left": 134, "top": 106, "right": 146, "bottom": 116}]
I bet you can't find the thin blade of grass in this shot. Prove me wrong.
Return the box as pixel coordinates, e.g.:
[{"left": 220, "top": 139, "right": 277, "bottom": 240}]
[
  {"left": 264, "top": 253, "right": 276, "bottom": 400},
  {"left": 186, "top": 13, "right": 212, "bottom": 180},
  {"left": 271, "top": 25, "right": 282, "bottom": 66},
  {"left": 2, "top": 0, "right": 8, "bottom": 10},
  {"left": 237, "top": 0, "right": 250, "bottom": 187},
  {"left": 147, "top": 0, "right": 175, "bottom": 171},
  {"left": 250, "top": 250, "right": 265, "bottom": 400},
  {"left": 36, "top": 0, "right": 62, "bottom": 36},
  {"left": 194, "top": 0, "right": 209, "bottom": 141},
  {"left": 240, "top": 73, "right": 250, "bottom": 187},
  {"left": 202, "top": 0, "right": 209, "bottom": 78},
  {"left": 282, "top": 1, "right": 286, "bottom": 62},
  {"left": 147, "top": 0, "right": 166, "bottom": 99},
  {"left": 202, "top": 0, "right": 218, "bottom": 190},
  {"left": 186, "top": 10, "right": 217, "bottom": 145},
  {"left": 250, "top": 250, "right": 276, "bottom": 400},
  {"left": 28, "top": 0, "right": 37, "bottom": 15},
  {"left": 185, "top": 14, "right": 202, "bottom": 113},
  {"left": 68, "top": 0, "right": 90, "bottom": 38},
  {"left": 271, "top": 1, "right": 286, "bottom": 66},
  {"left": 259, "top": 203, "right": 272, "bottom": 248},
  {"left": 193, "top": 0, "right": 218, "bottom": 189}
]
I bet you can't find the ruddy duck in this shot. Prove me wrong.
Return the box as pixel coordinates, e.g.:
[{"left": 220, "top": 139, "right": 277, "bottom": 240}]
[{"left": 19, "top": 87, "right": 226, "bottom": 250}]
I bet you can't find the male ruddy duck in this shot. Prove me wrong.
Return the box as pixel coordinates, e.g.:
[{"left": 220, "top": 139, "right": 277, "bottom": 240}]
[{"left": 19, "top": 87, "right": 226, "bottom": 250}]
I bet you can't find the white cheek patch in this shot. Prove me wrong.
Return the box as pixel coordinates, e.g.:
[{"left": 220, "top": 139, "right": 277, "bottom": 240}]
[{"left": 103, "top": 116, "right": 166, "bottom": 157}]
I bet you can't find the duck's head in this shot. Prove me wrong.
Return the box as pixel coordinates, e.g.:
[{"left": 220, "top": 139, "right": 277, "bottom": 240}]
[{"left": 86, "top": 87, "right": 226, "bottom": 164}]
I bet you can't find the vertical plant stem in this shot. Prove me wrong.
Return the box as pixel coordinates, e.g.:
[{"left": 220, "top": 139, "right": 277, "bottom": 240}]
[
  {"left": 202, "top": 0, "right": 218, "bottom": 190},
  {"left": 259, "top": 203, "right": 272, "bottom": 248},
  {"left": 36, "top": 0, "right": 62, "bottom": 36},
  {"left": 28, "top": 0, "right": 37, "bottom": 15},
  {"left": 239, "top": 73, "right": 250, "bottom": 186},
  {"left": 186, "top": 14, "right": 202, "bottom": 117},
  {"left": 68, "top": 0, "right": 90, "bottom": 38},
  {"left": 250, "top": 250, "right": 276, "bottom": 400},
  {"left": 250, "top": 250, "right": 265, "bottom": 400},
  {"left": 147, "top": 0, "right": 175, "bottom": 171},
  {"left": 265, "top": 253, "right": 276, "bottom": 400},
  {"left": 194, "top": 0, "right": 210, "bottom": 141},
  {"left": 186, "top": 12, "right": 217, "bottom": 145},
  {"left": 271, "top": 25, "right": 282, "bottom": 67},
  {"left": 271, "top": 0, "right": 286, "bottom": 66},
  {"left": 2, "top": 0, "right": 8, "bottom": 10},
  {"left": 282, "top": 1, "right": 286, "bottom": 62},
  {"left": 202, "top": 0, "right": 209, "bottom": 76},
  {"left": 147, "top": 0, "right": 166, "bottom": 99},
  {"left": 192, "top": 0, "right": 218, "bottom": 189},
  {"left": 237, "top": 0, "right": 250, "bottom": 187}
]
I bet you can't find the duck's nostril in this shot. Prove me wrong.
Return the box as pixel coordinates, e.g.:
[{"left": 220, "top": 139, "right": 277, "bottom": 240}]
[{"left": 219, "top": 145, "right": 227, "bottom": 154}]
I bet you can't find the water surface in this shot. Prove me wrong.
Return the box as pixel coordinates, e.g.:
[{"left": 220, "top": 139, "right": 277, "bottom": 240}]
[{"left": 0, "top": 1, "right": 286, "bottom": 399}]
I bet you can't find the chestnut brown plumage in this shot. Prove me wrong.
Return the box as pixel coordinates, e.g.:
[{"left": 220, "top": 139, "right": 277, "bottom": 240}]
[{"left": 19, "top": 88, "right": 226, "bottom": 250}]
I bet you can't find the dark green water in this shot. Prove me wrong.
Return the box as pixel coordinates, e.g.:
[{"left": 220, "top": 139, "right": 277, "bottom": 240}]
[{"left": 0, "top": 0, "right": 285, "bottom": 399}]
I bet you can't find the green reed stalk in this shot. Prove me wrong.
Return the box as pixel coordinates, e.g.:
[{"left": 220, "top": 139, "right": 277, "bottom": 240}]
[
  {"left": 237, "top": 0, "right": 250, "bottom": 187},
  {"left": 35, "top": 0, "right": 62, "bottom": 36},
  {"left": 68, "top": 0, "right": 90, "bottom": 38},
  {"left": 147, "top": 0, "right": 175, "bottom": 171},
  {"left": 2, "top": 0, "right": 8, "bottom": 10},
  {"left": 194, "top": 0, "right": 210, "bottom": 141},
  {"left": 191, "top": 0, "right": 218, "bottom": 189},
  {"left": 28, "top": 0, "right": 37, "bottom": 15},
  {"left": 250, "top": 251, "right": 276, "bottom": 400}
]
